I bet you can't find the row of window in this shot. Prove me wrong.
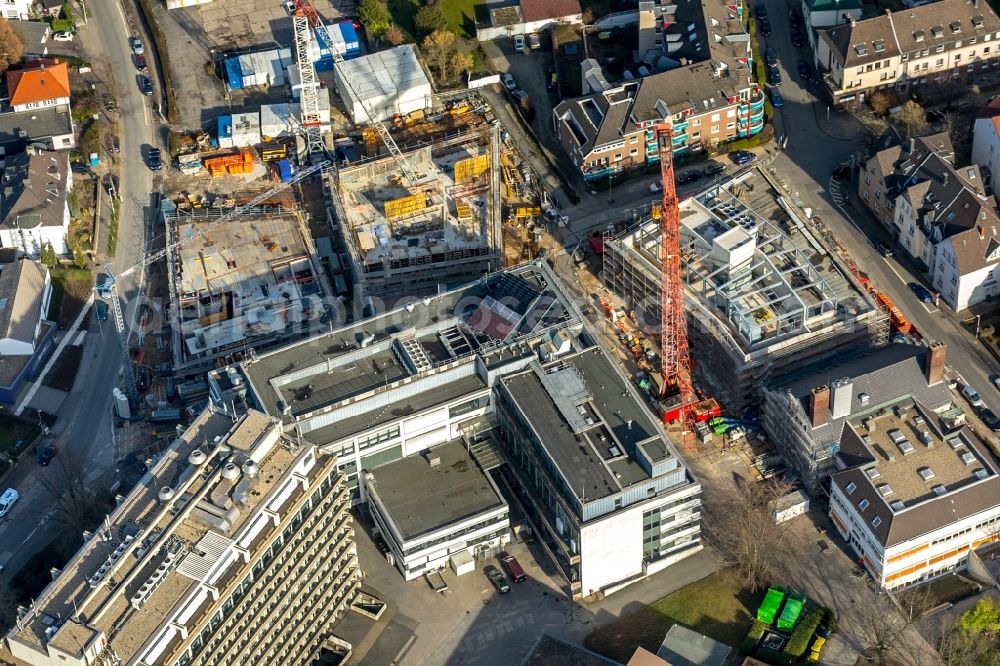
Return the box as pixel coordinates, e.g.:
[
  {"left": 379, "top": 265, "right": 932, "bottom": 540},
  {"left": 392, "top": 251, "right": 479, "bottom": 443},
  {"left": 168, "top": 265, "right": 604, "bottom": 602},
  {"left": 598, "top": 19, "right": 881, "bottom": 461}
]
[{"left": 401, "top": 514, "right": 509, "bottom": 557}]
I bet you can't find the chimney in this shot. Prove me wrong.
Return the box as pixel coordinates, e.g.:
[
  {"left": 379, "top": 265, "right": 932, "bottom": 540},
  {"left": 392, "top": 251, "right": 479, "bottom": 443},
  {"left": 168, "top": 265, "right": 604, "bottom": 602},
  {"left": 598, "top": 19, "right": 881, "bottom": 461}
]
[
  {"left": 810, "top": 386, "right": 831, "bottom": 428},
  {"left": 926, "top": 341, "right": 947, "bottom": 386}
]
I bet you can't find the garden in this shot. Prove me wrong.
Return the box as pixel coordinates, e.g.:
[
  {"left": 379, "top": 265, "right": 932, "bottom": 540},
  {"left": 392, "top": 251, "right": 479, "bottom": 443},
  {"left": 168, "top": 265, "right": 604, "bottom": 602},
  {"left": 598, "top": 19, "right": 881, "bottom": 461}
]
[{"left": 741, "top": 585, "right": 837, "bottom": 664}]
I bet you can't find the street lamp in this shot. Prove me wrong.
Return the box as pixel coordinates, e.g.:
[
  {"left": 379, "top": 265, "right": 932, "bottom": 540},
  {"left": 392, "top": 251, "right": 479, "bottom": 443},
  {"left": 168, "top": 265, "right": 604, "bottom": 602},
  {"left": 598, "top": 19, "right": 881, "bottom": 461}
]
[
  {"left": 975, "top": 314, "right": 982, "bottom": 338},
  {"left": 607, "top": 168, "right": 614, "bottom": 205}
]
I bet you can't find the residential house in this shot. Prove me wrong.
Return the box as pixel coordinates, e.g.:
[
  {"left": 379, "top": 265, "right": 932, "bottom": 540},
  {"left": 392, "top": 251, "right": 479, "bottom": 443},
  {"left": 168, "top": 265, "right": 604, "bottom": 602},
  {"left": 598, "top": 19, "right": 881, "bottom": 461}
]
[
  {"left": 801, "top": 0, "right": 863, "bottom": 51},
  {"left": 860, "top": 132, "right": 1000, "bottom": 309},
  {"left": 760, "top": 342, "right": 955, "bottom": 491},
  {"left": 828, "top": 387, "right": 1000, "bottom": 588},
  {"left": 1, "top": 0, "right": 32, "bottom": 20},
  {"left": 553, "top": 0, "right": 761, "bottom": 181},
  {"left": 0, "top": 147, "right": 72, "bottom": 256},
  {"left": 476, "top": 0, "right": 583, "bottom": 41},
  {"left": 9, "top": 20, "right": 51, "bottom": 59},
  {"left": 6, "top": 60, "right": 71, "bottom": 113},
  {"left": 816, "top": 0, "right": 1000, "bottom": 108},
  {"left": 0, "top": 258, "right": 56, "bottom": 404},
  {"left": 970, "top": 95, "right": 1000, "bottom": 194},
  {"left": 0, "top": 105, "right": 75, "bottom": 152},
  {"left": 38, "top": 0, "right": 63, "bottom": 18}
]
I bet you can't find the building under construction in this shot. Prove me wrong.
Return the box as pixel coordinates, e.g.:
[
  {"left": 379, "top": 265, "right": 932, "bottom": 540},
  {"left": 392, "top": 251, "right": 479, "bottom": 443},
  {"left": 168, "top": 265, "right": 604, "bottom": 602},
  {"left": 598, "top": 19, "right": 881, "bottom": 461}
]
[
  {"left": 332, "top": 125, "right": 503, "bottom": 308},
  {"left": 603, "top": 169, "right": 889, "bottom": 412},
  {"left": 163, "top": 199, "right": 329, "bottom": 378}
]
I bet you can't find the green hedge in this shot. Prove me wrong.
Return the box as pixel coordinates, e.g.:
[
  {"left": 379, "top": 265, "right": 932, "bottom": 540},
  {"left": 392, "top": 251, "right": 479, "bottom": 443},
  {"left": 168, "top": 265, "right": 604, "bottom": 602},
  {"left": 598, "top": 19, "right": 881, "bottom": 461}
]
[
  {"left": 740, "top": 619, "right": 768, "bottom": 654},
  {"left": 785, "top": 608, "right": 824, "bottom": 658}
]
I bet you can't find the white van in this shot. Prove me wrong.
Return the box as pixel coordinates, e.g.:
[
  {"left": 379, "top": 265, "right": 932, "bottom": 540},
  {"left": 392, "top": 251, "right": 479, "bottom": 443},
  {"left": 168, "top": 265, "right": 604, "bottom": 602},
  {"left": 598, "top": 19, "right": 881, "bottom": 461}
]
[{"left": 0, "top": 488, "right": 18, "bottom": 518}]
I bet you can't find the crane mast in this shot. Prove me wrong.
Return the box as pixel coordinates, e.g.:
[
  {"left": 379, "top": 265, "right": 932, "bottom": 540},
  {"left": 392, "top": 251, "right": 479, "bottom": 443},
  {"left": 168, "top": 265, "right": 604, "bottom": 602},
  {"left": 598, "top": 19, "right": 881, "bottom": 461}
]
[{"left": 656, "top": 124, "right": 695, "bottom": 447}]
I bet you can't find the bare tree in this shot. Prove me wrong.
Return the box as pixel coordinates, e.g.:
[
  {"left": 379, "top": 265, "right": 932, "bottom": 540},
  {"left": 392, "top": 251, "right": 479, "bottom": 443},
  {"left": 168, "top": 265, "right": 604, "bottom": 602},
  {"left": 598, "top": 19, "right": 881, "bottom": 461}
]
[
  {"left": 896, "top": 100, "right": 929, "bottom": 139},
  {"left": 35, "top": 450, "right": 113, "bottom": 536},
  {"left": 703, "top": 476, "right": 793, "bottom": 593},
  {"left": 855, "top": 579, "right": 934, "bottom": 665},
  {"left": 869, "top": 91, "right": 895, "bottom": 116}
]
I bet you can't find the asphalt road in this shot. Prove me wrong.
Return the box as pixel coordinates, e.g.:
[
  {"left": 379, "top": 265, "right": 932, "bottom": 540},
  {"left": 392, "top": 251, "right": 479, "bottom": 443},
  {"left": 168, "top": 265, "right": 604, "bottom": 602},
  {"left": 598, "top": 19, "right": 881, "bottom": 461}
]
[{"left": 0, "top": 2, "right": 156, "bottom": 575}]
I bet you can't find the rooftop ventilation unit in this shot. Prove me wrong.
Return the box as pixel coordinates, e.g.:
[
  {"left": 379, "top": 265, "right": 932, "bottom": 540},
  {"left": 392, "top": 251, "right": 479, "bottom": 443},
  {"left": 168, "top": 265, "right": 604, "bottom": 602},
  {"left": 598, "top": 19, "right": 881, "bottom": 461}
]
[
  {"left": 918, "top": 467, "right": 936, "bottom": 481},
  {"left": 960, "top": 451, "right": 977, "bottom": 465},
  {"left": 890, "top": 500, "right": 906, "bottom": 511},
  {"left": 973, "top": 468, "right": 988, "bottom": 480},
  {"left": 889, "top": 429, "right": 906, "bottom": 444},
  {"left": 931, "top": 484, "right": 946, "bottom": 496},
  {"left": 865, "top": 467, "right": 881, "bottom": 479},
  {"left": 877, "top": 483, "right": 894, "bottom": 496},
  {"left": 897, "top": 440, "right": 915, "bottom": 455},
  {"left": 919, "top": 430, "right": 933, "bottom": 446},
  {"left": 947, "top": 437, "right": 963, "bottom": 450},
  {"left": 859, "top": 393, "right": 870, "bottom": 406}
]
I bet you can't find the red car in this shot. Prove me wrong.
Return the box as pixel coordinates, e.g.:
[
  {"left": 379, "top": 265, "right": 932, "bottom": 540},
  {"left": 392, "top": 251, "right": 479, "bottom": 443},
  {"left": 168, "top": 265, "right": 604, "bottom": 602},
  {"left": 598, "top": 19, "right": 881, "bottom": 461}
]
[
  {"left": 500, "top": 553, "right": 526, "bottom": 583},
  {"left": 135, "top": 54, "right": 148, "bottom": 71}
]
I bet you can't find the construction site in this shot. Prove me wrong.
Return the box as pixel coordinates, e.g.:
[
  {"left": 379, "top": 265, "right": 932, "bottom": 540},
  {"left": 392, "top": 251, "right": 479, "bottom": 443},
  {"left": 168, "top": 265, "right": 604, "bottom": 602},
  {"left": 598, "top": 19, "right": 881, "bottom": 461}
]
[
  {"left": 162, "top": 194, "right": 329, "bottom": 379},
  {"left": 334, "top": 122, "right": 504, "bottom": 305},
  {"left": 602, "top": 168, "right": 890, "bottom": 413}
]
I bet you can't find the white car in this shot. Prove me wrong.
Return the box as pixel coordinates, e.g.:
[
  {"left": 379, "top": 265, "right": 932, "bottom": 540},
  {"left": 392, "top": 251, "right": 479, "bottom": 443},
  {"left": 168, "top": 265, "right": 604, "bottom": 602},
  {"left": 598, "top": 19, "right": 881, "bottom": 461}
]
[
  {"left": 0, "top": 488, "right": 18, "bottom": 519},
  {"left": 649, "top": 182, "right": 662, "bottom": 193},
  {"left": 502, "top": 73, "right": 516, "bottom": 90},
  {"left": 962, "top": 384, "right": 985, "bottom": 408},
  {"left": 993, "top": 375, "right": 1000, "bottom": 392},
  {"left": 53, "top": 31, "right": 74, "bottom": 42},
  {"left": 513, "top": 34, "right": 526, "bottom": 52}
]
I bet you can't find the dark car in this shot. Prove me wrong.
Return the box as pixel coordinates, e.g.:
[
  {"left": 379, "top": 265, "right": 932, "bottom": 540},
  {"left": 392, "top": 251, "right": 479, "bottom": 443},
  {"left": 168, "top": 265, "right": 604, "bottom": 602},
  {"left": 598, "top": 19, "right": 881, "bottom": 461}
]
[
  {"left": 499, "top": 554, "right": 527, "bottom": 582},
  {"left": 484, "top": 565, "right": 510, "bottom": 594},
  {"left": 832, "top": 164, "right": 851, "bottom": 181},
  {"left": 798, "top": 62, "right": 812, "bottom": 80},
  {"left": 103, "top": 174, "right": 120, "bottom": 197},
  {"left": 148, "top": 147, "right": 162, "bottom": 171},
  {"left": 36, "top": 445, "right": 56, "bottom": 466},
  {"left": 760, "top": 19, "right": 772, "bottom": 37},
  {"left": 755, "top": 3, "right": 767, "bottom": 21},
  {"left": 979, "top": 407, "right": 1000, "bottom": 432},
  {"left": 875, "top": 240, "right": 894, "bottom": 257},
  {"left": 703, "top": 162, "right": 726, "bottom": 177},
  {"left": 71, "top": 162, "right": 90, "bottom": 174},
  {"left": 789, "top": 9, "right": 801, "bottom": 28},
  {"left": 139, "top": 75, "right": 153, "bottom": 96},
  {"left": 768, "top": 65, "right": 782, "bottom": 85},
  {"left": 908, "top": 282, "right": 933, "bottom": 303},
  {"left": 766, "top": 47, "right": 778, "bottom": 67},
  {"left": 677, "top": 170, "right": 702, "bottom": 184},
  {"left": 791, "top": 31, "right": 805, "bottom": 47},
  {"left": 770, "top": 89, "right": 784, "bottom": 108},
  {"left": 730, "top": 150, "right": 757, "bottom": 166}
]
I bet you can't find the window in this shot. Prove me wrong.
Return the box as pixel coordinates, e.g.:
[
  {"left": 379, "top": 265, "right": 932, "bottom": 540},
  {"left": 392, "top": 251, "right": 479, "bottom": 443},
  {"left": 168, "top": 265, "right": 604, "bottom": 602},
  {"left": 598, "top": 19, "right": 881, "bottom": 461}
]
[
  {"left": 936, "top": 58, "right": 944, "bottom": 66},
  {"left": 711, "top": 125, "right": 719, "bottom": 133},
  {"left": 865, "top": 174, "right": 871, "bottom": 185},
  {"left": 614, "top": 153, "right": 622, "bottom": 162},
  {"left": 937, "top": 45, "right": 945, "bottom": 53},
  {"left": 872, "top": 516, "right": 882, "bottom": 528},
  {"left": 726, "top": 122, "right": 735, "bottom": 129},
  {"left": 876, "top": 188, "right": 880, "bottom": 197},
  {"left": 955, "top": 53, "right": 962, "bottom": 61},
  {"left": 711, "top": 113, "right": 721, "bottom": 122},
  {"left": 846, "top": 482, "right": 857, "bottom": 495},
  {"left": 859, "top": 499, "right": 870, "bottom": 510}
]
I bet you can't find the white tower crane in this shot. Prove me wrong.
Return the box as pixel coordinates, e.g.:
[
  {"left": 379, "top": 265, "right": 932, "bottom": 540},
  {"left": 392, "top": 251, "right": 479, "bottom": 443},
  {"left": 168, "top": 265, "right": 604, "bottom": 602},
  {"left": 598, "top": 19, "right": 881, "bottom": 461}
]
[{"left": 105, "top": 160, "right": 330, "bottom": 410}]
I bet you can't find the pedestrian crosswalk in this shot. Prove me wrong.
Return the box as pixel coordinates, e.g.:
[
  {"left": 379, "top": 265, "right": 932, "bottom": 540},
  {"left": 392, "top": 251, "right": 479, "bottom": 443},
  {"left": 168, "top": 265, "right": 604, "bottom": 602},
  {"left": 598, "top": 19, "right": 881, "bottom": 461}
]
[{"left": 829, "top": 178, "right": 847, "bottom": 207}]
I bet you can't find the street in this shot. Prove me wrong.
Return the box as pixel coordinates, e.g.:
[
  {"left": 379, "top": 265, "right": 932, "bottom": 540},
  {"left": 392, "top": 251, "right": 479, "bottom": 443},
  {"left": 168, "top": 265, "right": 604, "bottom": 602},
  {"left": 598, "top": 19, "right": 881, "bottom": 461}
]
[{"left": 0, "top": 1, "right": 156, "bottom": 576}]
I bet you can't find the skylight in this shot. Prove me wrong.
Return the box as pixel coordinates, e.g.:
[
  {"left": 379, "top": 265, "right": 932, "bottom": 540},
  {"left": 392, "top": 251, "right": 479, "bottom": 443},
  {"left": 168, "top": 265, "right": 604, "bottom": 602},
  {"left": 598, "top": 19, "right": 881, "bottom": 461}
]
[
  {"left": 846, "top": 482, "right": 857, "bottom": 494},
  {"left": 918, "top": 467, "right": 936, "bottom": 481},
  {"left": 874, "top": 40, "right": 885, "bottom": 52},
  {"left": 865, "top": 468, "right": 881, "bottom": 480},
  {"left": 932, "top": 484, "right": 946, "bottom": 496},
  {"left": 872, "top": 516, "right": 882, "bottom": 528},
  {"left": 855, "top": 44, "right": 868, "bottom": 56},
  {"left": 859, "top": 499, "right": 870, "bottom": 511},
  {"left": 877, "top": 483, "right": 894, "bottom": 496},
  {"left": 890, "top": 500, "right": 906, "bottom": 512}
]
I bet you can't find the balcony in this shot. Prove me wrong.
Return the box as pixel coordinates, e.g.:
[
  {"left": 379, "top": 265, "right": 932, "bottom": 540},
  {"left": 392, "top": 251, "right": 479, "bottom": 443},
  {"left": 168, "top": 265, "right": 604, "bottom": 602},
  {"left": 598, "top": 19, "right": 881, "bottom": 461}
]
[
  {"left": 672, "top": 120, "right": 689, "bottom": 132},
  {"left": 671, "top": 132, "right": 688, "bottom": 145},
  {"left": 672, "top": 144, "right": 689, "bottom": 155},
  {"left": 583, "top": 165, "right": 611, "bottom": 180},
  {"left": 749, "top": 108, "right": 764, "bottom": 123}
]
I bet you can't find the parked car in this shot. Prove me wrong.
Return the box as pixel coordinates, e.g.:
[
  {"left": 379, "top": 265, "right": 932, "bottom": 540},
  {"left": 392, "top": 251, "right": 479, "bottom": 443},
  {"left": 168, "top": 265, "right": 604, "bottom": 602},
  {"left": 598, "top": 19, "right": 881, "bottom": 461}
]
[
  {"left": 135, "top": 54, "right": 148, "bottom": 71},
  {"left": 760, "top": 19, "right": 772, "bottom": 37},
  {"left": 875, "top": 240, "right": 894, "bottom": 257},
  {"left": 791, "top": 31, "right": 805, "bottom": 47},
  {"left": 992, "top": 374, "right": 1000, "bottom": 392},
  {"left": 770, "top": 89, "right": 784, "bottom": 108},
  {"left": 148, "top": 147, "right": 162, "bottom": 171},
  {"left": 112, "top": 136, "right": 121, "bottom": 153},
  {"left": 103, "top": 174, "right": 120, "bottom": 197},
  {"left": 979, "top": 408, "right": 1000, "bottom": 432},
  {"left": 97, "top": 273, "right": 113, "bottom": 299},
  {"left": 755, "top": 3, "right": 767, "bottom": 20},
  {"left": 71, "top": 162, "right": 90, "bottom": 174},
  {"left": 963, "top": 384, "right": 985, "bottom": 408},
  {"left": 139, "top": 75, "right": 153, "bottom": 96},
  {"left": 36, "top": 446, "right": 57, "bottom": 466},
  {"left": 513, "top": 34, "right": 526, "bottom": 52},
  {"left": 789, "top": 9, "right": 801, "bottom": 28},
  {"left": 768, "top": 64, "right": 782, "bottom": 85},
  {"left": 703, "top": 162, "right": 726, "bottom": 176},
  {"left": 908, "top": 282, "right": 933, "bottom": 303},
  {"left": 484, "top": 565, "right": 510, "bottom": 593},
  {"left": 547, "top": 68, "right": 558, "bottom": 90},
  {"left": 502, "top": 72, "right": 516, "bottom": 90},
  {"left": 832, "top": 164, "right": 851, "bottom": 181},
  {"left": 528, "top": 33, "right": 541, "bottom": 50},
  {"left": 500, "top": 553, "right": 527, "bottom": 582},
  {"left": 730, "top": 150, "right": 757, "bottom": 166},
  {"left": 0, "top": 488, "right": 18, "bottom": 519},
  {"left": 798, "top": 62, "right": 812, "bottom": 80},
  {"left": 53, "top": 31, "right": 73, "bottom": 42},
  {"left": 130, "top": 36, "right": 144, "bottom": 55},
  {"left": 96, "top": 300, "right": 109, "bottom": 321},
  {"left": 765, "top": 47, "right": 777, "bottom": 67},
  {"left": 649, "top": 181, "right": 662, "bottom": 193},
  {"left": 677, "top": 170, "right": 702, "bottom": 185}
]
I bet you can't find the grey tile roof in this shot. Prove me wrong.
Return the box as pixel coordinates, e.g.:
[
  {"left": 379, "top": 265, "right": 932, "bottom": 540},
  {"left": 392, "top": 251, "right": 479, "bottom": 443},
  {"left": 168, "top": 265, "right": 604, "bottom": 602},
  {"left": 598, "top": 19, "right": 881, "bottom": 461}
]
[
  {"left": 10, "top": 21, "right": 50, "bottom": 52},
  {"left": 0, "top": 149, "right": 69, "bottom": 230},
  {"left": 947, "top": 222, "right": 1000, "bottom": 274},
  {"left": 554, "top": 86, "right": 635, "bottom": 155},
  {"left": 0, "top": 259, "right": 48, "bottom": 345},
  {"left": 769, "top": 343, "right": 953, "bottom": 448},
  {"left": 631, "top": 63, "right": 742, "bottom": 122},
  {"left": 820, "top": 15, "right": 900, "bottom": 68},
  {"left": 0, "top": 106, "right": 73, "bottom": 147}
]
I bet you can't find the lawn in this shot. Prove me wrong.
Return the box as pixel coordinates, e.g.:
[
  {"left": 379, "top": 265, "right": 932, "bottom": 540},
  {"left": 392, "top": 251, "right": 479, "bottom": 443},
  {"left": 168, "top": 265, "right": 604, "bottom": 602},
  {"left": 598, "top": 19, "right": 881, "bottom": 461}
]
[
  {"left": 49, "top": 267, "right": 92, "bottom": 329},
  {"left": 387, "top": 0, "right": 485, "bottom": 41},
  {"left": 0, "top": 415, "right": 40, "bottom": 459},
  {"left": 585, "top": 568, "right": 762, "bottom": 664}
]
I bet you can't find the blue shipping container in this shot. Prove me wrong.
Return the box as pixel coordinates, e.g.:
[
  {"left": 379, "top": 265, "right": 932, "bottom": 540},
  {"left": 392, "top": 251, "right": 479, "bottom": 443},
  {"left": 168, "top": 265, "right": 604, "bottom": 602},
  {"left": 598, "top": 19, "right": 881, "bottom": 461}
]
[
  {"left": 224, "top": 57, "right": 244, "bottom": 89},
  {"left": 277, "top": 159, "right": 293, "bottom": 182}
]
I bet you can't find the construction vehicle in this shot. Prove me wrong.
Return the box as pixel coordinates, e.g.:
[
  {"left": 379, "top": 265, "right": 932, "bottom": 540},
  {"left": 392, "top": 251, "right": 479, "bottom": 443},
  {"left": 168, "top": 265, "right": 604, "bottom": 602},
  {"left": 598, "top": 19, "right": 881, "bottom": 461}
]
[{"left": 102, "top": 160, "right": 330, "bottom": 412}]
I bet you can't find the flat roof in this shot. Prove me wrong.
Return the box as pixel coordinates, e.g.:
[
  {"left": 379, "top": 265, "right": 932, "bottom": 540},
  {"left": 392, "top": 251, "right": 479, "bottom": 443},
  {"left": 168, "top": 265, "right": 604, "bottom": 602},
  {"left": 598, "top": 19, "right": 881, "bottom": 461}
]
[
  {"left": 657, "top": 624, "right": 731, "bottom": 666},
  {"left": 368, "top": 439, "right": 506, "bottom": 542},
  {"left": 520, "top": 634, "right": 620, "bottom": 666},
  {"left": 501, "top": 347, "right": 679, "bottom": 503}
]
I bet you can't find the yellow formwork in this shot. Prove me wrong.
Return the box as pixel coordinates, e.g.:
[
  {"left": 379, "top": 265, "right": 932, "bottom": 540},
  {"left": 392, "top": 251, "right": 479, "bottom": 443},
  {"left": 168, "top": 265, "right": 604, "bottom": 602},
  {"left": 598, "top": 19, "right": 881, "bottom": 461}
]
[
  {"left": 454, "top": 155, "right": 490, "bottom": 183},
  {"left": 384, "top": 193, "right": 427, "bottom": 219},
  {"left": 456, "top": 202, "right": 473, "bottom": 221}
]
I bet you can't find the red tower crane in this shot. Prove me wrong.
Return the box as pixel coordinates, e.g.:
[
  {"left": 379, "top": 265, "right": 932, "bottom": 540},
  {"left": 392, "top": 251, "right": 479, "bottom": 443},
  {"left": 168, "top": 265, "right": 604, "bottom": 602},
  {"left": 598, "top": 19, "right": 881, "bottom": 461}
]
[{"left": 655, "top": 124, "right": 696, "bottom": 449}]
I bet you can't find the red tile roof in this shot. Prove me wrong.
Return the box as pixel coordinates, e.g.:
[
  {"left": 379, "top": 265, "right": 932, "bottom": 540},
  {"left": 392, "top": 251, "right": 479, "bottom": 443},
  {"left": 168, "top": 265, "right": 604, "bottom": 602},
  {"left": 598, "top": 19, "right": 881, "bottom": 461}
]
[
  {"left": 519, "top": 0, "right": 582, "bottom": 23},
  {"left": 7, "top": 61, "right": 70, "bottom": 108}
]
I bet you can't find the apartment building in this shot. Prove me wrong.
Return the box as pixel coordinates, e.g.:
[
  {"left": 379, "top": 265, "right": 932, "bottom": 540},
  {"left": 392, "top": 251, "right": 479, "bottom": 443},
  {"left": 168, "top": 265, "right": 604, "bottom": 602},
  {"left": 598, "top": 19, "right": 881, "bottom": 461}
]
[
  {"left": 761, "top": 342, "right": 955, "bottom": 491},
  {"left": 5, "top": 408, "right": 362, "bottom": 666},
  {"left": 816, "top": 0, "right": 1000, "bottom": 107},
  {"left": 828, "top": 395, "right": 1000, "bottom": 589},
  {"left": 859, "top": 133, "right": 1000, "bottom": 309},
  {"left": 970, "top": 96, "right": 1000, "bottom": 193},
  {"left": 553, "top": 1, "right": 762, "bottom": 181},
  {"left": 211, "top": 261, "right": 705, "bottom": 599}
]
